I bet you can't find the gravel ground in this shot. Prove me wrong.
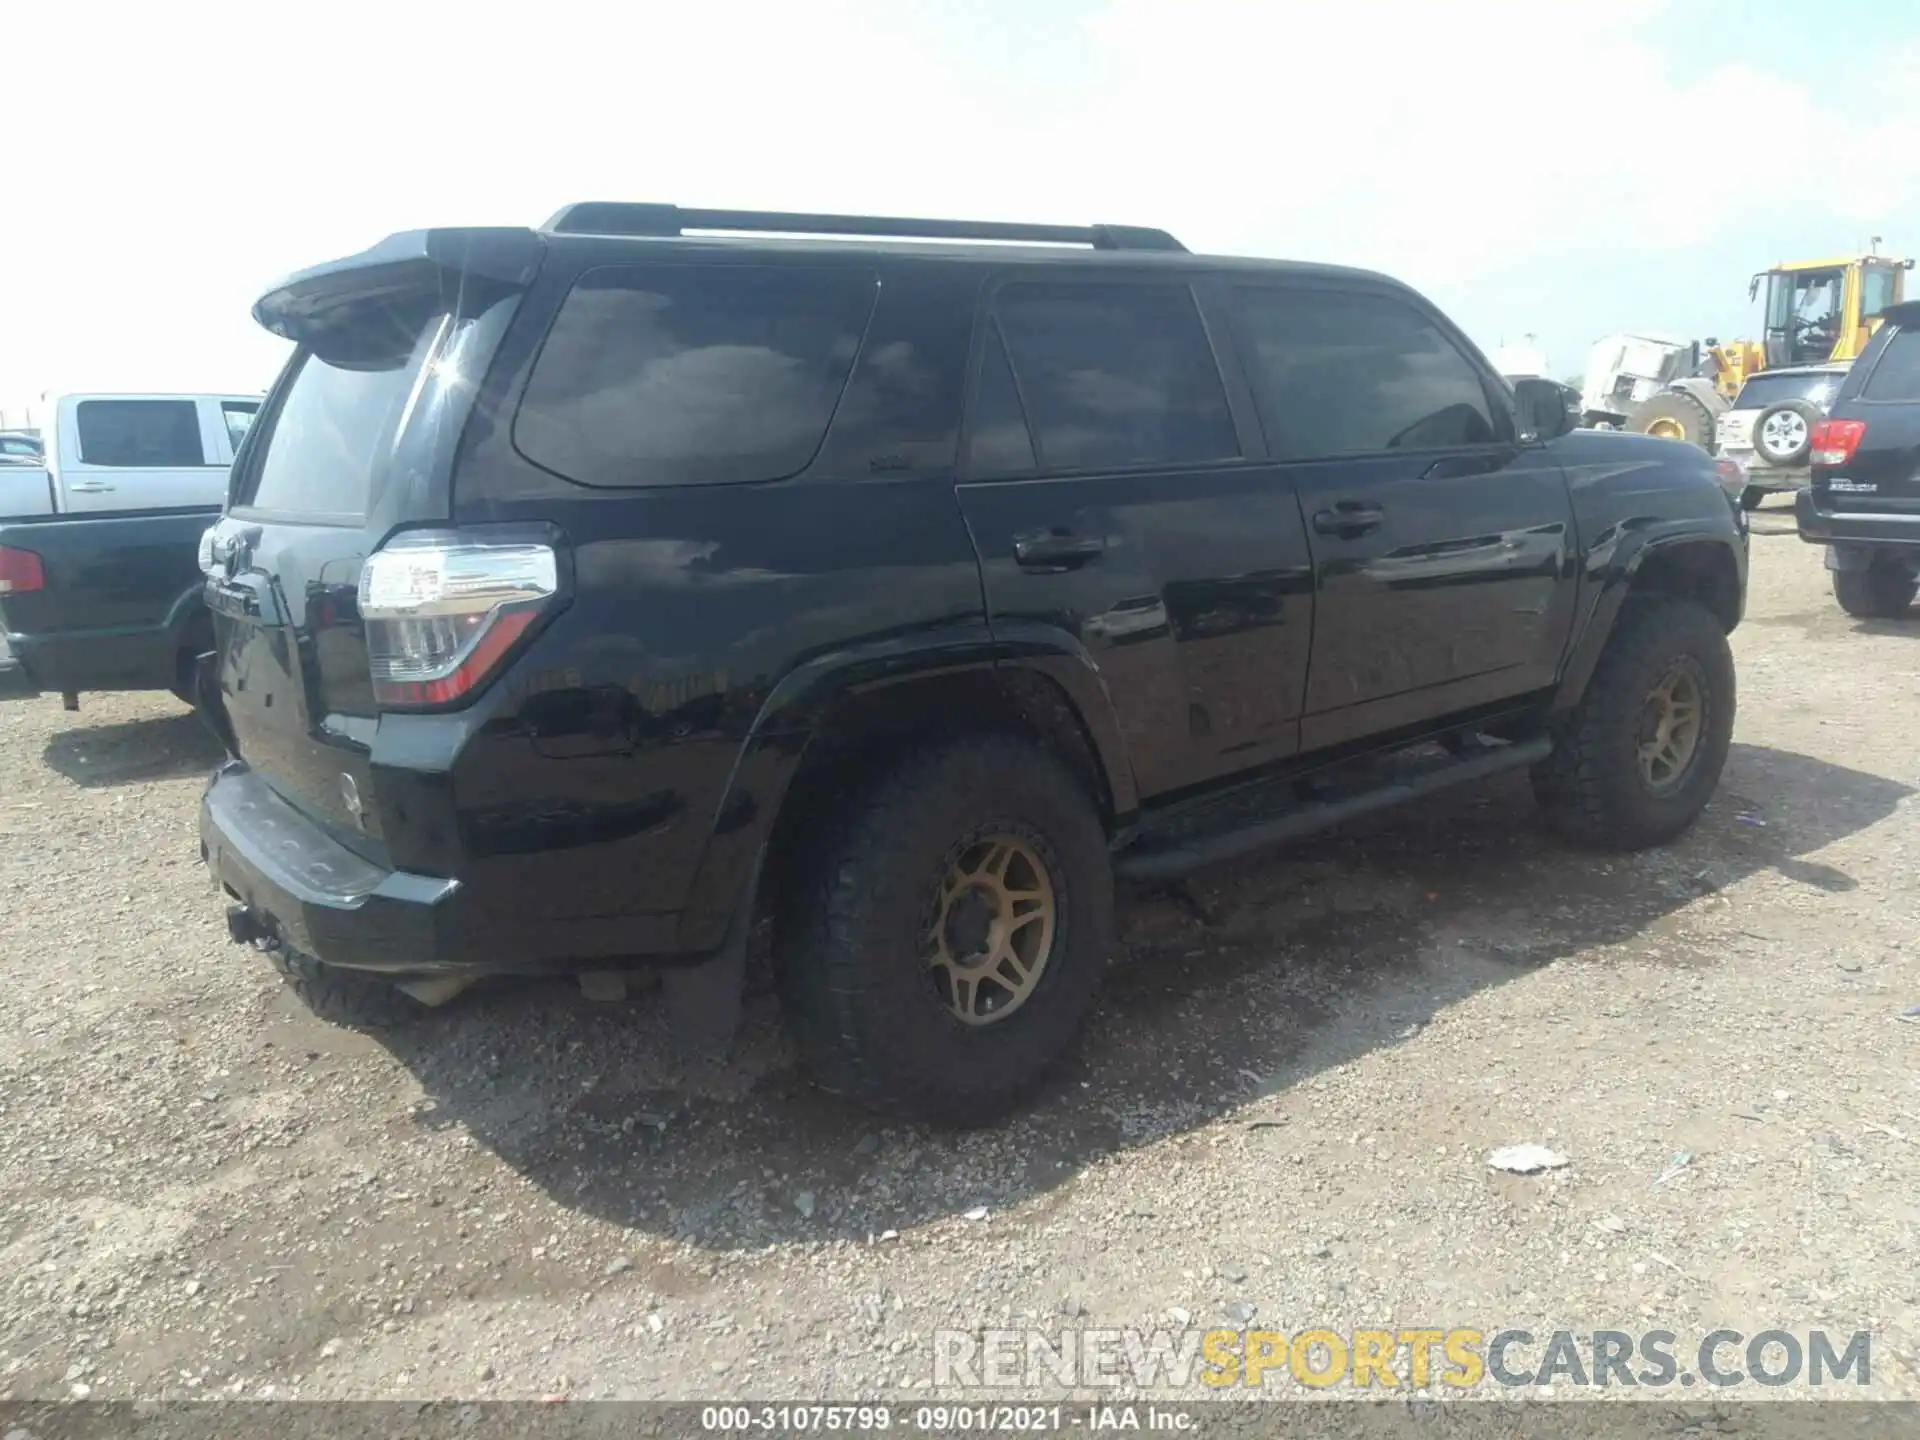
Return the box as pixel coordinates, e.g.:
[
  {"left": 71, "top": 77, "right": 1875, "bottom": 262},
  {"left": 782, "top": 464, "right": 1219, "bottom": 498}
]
[{"left": 1, "top": 511, "right": 1916, "bottom": 1407}]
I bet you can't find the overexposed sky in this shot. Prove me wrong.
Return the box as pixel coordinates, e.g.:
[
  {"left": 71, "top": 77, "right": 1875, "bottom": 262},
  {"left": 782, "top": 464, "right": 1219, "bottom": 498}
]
[{"left": 5, "top": 0, "right": 1919, "bottom": 426}]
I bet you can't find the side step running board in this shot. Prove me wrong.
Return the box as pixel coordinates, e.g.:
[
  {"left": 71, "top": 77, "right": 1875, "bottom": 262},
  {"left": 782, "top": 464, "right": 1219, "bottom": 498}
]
[{"left": 1113, "top": 735, "right": 1552, "bottom": 883}]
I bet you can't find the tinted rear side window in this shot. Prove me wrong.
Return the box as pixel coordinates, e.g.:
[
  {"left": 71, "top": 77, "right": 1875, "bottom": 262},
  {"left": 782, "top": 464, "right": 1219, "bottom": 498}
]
[
  {"left": 239, "top": 302, "right": 446, "bottom": 519},
  {"left": 1230, "top": 288, "right": 1499, "bottom": 459},
  {"left": 1863, "top": 329, "right": 1920, "bottom": 401},
  {"left": 967, "top": 320, "right": 1038, "bottom": 477},
  {"left": 991, "top": 282, "right": 1238, "bottom": 472},
  {"left": 75, "top": 399, "right": 205, "bottom": 467},
  {"left": 514, "top": 264, "right": 879, "bottom": 488}
]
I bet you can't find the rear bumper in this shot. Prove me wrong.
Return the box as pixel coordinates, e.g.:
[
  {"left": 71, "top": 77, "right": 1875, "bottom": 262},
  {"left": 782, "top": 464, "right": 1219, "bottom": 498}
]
[
  {"left": 1741, "top": 464, "right": 1807, "bottom": 493},
  {"left": 199, "top": 759, "right": 695, "bottom": 975},
  {"left": 200, "top": 762, "right": 467, "bottom": 975},
  {"left": 1794, "top": 490, "right": 1920, "bottom": 549},
  {"left": 1719, "top": 447, "right": 1806, "bottom": 490}
]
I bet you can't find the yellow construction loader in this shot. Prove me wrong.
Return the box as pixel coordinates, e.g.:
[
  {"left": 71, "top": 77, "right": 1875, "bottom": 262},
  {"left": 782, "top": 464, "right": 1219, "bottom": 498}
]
[{"left": 1579, "top": 246, "right": 1913, "bottom": 448}]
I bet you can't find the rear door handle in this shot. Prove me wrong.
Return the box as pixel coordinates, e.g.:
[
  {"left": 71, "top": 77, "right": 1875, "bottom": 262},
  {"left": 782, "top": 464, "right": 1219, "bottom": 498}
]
[
  {"left": 1311, "top": 501, "right": 1385, "bottom": 537},
  {"left": 1014, "top": 529, "right": 1106, "bottom": 570}
]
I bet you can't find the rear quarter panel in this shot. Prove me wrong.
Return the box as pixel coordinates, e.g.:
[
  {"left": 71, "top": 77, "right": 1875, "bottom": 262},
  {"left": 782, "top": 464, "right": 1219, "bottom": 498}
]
[{"left": 400, "top": 249, "right": 995, "bottom": 956}]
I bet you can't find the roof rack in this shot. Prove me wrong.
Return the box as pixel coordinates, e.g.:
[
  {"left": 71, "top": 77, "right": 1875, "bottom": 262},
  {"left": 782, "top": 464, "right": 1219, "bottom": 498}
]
[{"left": 541, "top": 203, "right": 1187, "bottom": 253}]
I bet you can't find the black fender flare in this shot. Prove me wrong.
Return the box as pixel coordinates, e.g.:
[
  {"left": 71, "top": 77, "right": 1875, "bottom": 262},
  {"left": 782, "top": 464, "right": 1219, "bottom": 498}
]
[
  {"left": 1552, "top": 522, "right": 1745, "bottom": 713},
  {"left": 672, "top": 623, "right": 1137, "bottom": 951}
]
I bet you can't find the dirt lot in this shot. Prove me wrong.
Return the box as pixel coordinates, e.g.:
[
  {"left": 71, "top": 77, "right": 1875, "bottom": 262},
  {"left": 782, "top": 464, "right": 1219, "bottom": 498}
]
[{"left": 1, "top": 512, "right": 1916, "bottom": 1406}]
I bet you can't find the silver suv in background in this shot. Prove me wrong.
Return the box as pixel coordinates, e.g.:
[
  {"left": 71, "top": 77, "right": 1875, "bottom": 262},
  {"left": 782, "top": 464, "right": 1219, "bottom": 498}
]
[{"left": 1717, "top": 363, "right": 1849, "bottom": 508}]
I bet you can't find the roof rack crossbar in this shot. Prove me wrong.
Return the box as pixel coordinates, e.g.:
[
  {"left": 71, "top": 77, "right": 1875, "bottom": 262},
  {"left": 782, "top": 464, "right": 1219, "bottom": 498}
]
[{"left": 541, "top": 203, "right": 1186, "bottom": 253}]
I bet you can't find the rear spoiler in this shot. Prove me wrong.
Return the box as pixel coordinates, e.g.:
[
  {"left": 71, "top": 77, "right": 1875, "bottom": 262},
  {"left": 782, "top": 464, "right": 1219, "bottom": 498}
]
[
  {"left": 252, "top": 228, "right": 544, "bottom": 342},
  {"left": 1878, "top": 299, "right": 1920, "bottom": 329}
]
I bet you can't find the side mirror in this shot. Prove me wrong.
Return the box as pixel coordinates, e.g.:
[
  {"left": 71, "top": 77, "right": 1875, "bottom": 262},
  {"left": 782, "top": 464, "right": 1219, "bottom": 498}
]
[{"left": 1512, "top": 377, "right": 1576, "bottom": 442}]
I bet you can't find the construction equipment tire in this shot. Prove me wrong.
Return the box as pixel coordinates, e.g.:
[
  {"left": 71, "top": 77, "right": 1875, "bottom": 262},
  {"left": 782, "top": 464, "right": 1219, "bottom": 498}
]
[{"left": 1626, "top": 390, "right": 1717, "bottom": 450}]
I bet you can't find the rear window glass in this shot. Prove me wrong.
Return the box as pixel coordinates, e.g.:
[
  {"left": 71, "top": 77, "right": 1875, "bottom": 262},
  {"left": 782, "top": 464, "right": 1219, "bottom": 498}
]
[
  {"left": 240, "top": 304, "right": 445, "bottom": 518},
  {"left": 514, "top": 264, "right": 879, "bottom": 488},
  {"left": 75, "top": 399, "right": 205, "bottom": 467},
  {"left": 1735, "top": 371, "right": 1843, "bottom": 411},
  {"left": 1863, "top": 330, "right": 1920, "bottom": 401}
]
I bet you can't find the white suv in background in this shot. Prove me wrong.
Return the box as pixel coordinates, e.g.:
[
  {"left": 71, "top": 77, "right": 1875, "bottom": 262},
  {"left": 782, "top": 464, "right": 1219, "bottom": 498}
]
[{"left": 1717, "top": 363, "right": 1849, "bottom": 509}]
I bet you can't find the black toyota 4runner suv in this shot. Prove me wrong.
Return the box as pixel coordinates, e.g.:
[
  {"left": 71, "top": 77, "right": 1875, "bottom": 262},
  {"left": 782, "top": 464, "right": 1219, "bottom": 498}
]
[
  {"left": 197, "top": 205, "right": 1746, "bottom": 1125},
  {"left": 1795, "top": 299, "right": 1920, "bottom": 618}
]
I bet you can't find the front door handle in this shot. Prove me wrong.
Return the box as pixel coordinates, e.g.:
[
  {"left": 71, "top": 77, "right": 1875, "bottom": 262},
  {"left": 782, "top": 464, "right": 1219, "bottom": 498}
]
[
  {"left": 1014, "top": 528, "right": 1106, "bottom": 570},
  {"left": 1311, "top": 502, "right": 1384, "bottom": 538},
  {"left": 68, "top": 482, "right": 115, "bottom": 494}
]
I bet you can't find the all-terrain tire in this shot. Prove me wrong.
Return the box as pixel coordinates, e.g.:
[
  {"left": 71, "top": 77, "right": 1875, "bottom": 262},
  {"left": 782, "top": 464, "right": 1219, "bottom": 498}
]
[
  {"left": 1831, "top": 562, "right": 1917, "bottom": 619},
  {"left": 1532, "top": 598, "right": 1735, "bottom": 850},
  {"left": 263, "top": 940, "right": 426, "bottom": 1030},
  {"left": 775, "top": 733, "right": 1112, "bottom": 1126}
]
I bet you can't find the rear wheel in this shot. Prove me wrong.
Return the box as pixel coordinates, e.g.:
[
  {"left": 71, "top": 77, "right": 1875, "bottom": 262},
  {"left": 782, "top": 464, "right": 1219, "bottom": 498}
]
[
  {"left": 776, "top": 734, "right": 1112, "bottom": 1126},
  {"left": 1626, "top": 389, "right": 1718, "bottom": 450},
  {"left": 1739, "top": 485, "right": 1768, "bottom": 511},
  {"left": 1832, "top": 560, "right": 1918, "bottom": 618},
  {"left": 1533, "top": 598, "right": 1735, "bottom": 849}
]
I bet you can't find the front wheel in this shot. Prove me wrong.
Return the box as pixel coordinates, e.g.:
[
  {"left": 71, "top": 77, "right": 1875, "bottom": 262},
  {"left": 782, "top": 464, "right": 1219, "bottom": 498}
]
[
  {"left": 1533, "top": 598, "right": 1735, "bottom": 849},
  {"left": 1831, "top": 560, "right": 1917, "bottom": 619},
  {"left": 776, "top": 734, "right": 1113, "bottom": 1126}
]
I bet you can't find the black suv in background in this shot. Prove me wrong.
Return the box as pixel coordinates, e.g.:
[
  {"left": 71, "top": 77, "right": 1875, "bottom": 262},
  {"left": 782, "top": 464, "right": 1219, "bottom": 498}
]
[
  {"left": 1796, "top": 299, "right": 1920, "bottom": 617},
  {"left": 197, "top": 206, "right": 1746, "bottom": 1125}
]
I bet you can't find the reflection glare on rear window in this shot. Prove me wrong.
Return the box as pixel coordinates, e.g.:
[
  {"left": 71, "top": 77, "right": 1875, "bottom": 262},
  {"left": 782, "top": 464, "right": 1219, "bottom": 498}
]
[{"left": 240, "top": 305, "right": 443, "bottom": 518}]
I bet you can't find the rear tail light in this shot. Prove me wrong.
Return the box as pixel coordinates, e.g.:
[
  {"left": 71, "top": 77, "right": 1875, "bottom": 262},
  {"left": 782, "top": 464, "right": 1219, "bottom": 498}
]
[
  {"left": 358, "top": 532, "right": 558, "bottom": 708},
  {"left": 1810, "top": 418, "right": 1867, "bottom": 467},
  {"left": 0, "top": 546, "right": 45, "bottom": 594}
]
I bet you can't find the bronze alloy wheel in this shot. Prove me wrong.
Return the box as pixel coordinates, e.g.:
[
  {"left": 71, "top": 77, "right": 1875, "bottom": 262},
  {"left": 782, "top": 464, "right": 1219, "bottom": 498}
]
[
  {"left": 926, "top": 834, "right": 1058, "bottom": 1026},
  {"left": 1637, "top": 662, "right": 1705, "bottom": 793}
]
